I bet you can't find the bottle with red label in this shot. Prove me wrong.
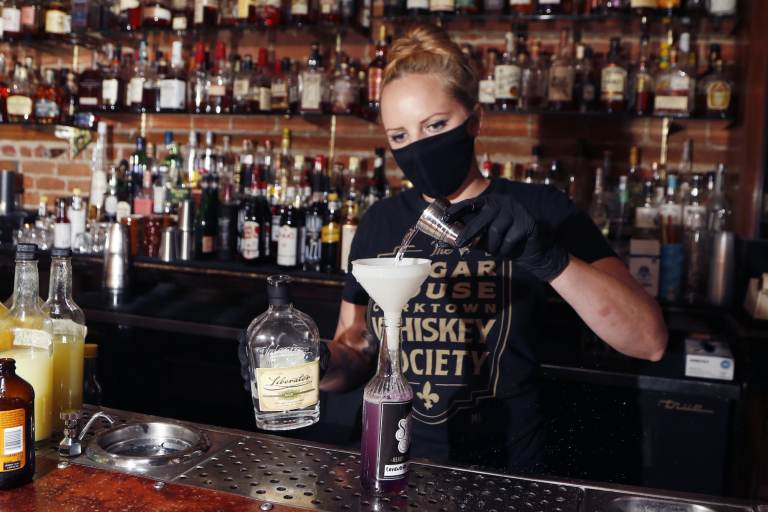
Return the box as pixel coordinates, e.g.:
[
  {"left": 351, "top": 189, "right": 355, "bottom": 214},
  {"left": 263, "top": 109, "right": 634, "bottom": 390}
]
[
  {"left": 367, "top": 25, "right": 386, "bottom": 115},
  {"left": 0, "top": 358, "right": 34, "bottom": 490}
]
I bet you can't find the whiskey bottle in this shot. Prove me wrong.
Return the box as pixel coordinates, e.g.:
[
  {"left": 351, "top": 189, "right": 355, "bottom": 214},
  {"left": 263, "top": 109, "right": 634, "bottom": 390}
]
[
  {"left": 206, "top": 41, "right": 232, "bottom": 114},
  {"left": 478, "top": 49, "right": 497, "bottom": 110},
  {"left": 320, "top": 192, "right": 341, "bottom": 273},
  {"left": 407, "top": 0, "right": 428, "bottom": 15},
  {"left": 429, "top": 0, "right": 454, "bottom": 15},
  {"left": 520, "top": 40, "right": 546, "bottom": 110},
  {"left": 20, "top": 0, "right": 41, "bottom": 35},
  {"left": 631, "top": 36, "right": 654, "bottom": 116},
  {"left": 246, "top": 275, "right": 320, "bottom": 430},
  {"left": 77, "top": 51, "right": 103, "bottom": 112},
  {"left": 232, "top": 54, "right": 253, "bottom": 113},
  {"left": 33, "top": 68, "right": 61, "bottom": 124},
  {"left": 171, "top": 0, "right": 191, "bottom": 30},
  {"left": 126, "top": 41, "right": 149, "bottom": 112},
  {"left": 143, "top": 49, "right": 163, "bottom": 113},
  {"left": 270, "top": 58, "right": 290, "bottom": 114},
  {"left": 573, "top": 44, "right": 598, "bottom": 112},
  {"left": 7, "top": 61, "right": 34, "bottom": 123},
  {"left": 600, "top": 37, "right": 627, "bottom": 113},
  {"left": 547, "top": 29, "right": 575, "bottom": 111},
  {"left": 299, "top": 42, "right": 325, "bottom": 114},
  {"left": 44, "top": 0, "right": 71, "bottom": 37},
  {"left": 653, "top": 48, "right": 694, "bottom": 117},
  {"left": 495, "top": 32, "right": 521, "bottom": 112},
  {"left": 697, "top": 44, "right": 733, "bottom": 119},
  {"left": 158, "top": 40, "right": 187, "bottom": 112},
  {"left": 3, "top": 0, "right": 23, "bottom": 41},
  {"left": 289, "top": 0, "right": 312, "bottom": 26},
  {"left": 189, "top": 40, "right": 207, "bottom": 113},
  {"left": 367, "top": 26, "right": 386, "bottom": 114},
  {"left": 255, "top": 48, "right": 272, "bottom": 113},
  {"left": 119, "top": 0, "right": 142, "bottom": 30},
  {"left": 101, "top": 44, "right": 123, "bottom": 112},
  {"left": 143, "top": 0, "right": 172, "bottom": 27},
  {"left": 0, "top": 359, "right": 35, "bottom": 490}
]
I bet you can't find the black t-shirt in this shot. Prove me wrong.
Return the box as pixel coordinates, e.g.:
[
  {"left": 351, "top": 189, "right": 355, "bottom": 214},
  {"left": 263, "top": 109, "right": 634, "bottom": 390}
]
[{"left": 342, "top": 178, "right": 615, "bottom": 472}]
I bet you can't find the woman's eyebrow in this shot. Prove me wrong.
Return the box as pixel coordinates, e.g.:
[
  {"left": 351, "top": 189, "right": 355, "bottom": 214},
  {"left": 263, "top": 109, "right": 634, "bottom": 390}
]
[{"left": 420, "top": 112, "right": 450, "bottom": 124}]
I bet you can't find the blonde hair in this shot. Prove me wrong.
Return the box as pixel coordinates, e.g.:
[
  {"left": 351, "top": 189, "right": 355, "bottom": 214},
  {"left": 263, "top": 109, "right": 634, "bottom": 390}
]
[{"left": 383, "top": 24, "right": 478, "bottom": 112}]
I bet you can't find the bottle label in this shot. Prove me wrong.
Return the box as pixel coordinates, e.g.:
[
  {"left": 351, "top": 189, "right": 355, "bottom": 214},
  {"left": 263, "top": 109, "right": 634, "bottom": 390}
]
[
  {"left": 683, "top": 204, "right": 707, "bottom": 229},
  {"left": 120, "top": 0, "right": 140, "bottom": 9},
  {"left": 54, "top": 222, "right": 72, "bottom": 248},
  {"left": 201, "top": 235, "right": 214, "bottom": 253},
  {"left": 340, "top": 224, "right": 356, "bottom": 273},
  {"left": 509, "top": 0, "right": 532, "bottom": 4},
  {"left": 659, "top": 203, "right": 682, "bottom": 225},
  {"left": 304, "top": 212, "right": 322, "bottom": 264},
  {"left": 367, "top": 67, "right": 383, "bottom": 104},
  {"left": 233, "top": 78, "right": 250, "bottom": 98},
  {"left": 271, "top": 214, "right": 281, "bottom": 242},
  {"left": 600, "top": 66, "right": 627, "bottom": 101},
  {"left": 208, "top": 84, "right": 226, "bottom": 97},
  {"left": 102, "top": 78, "right": 119, "bottom": 105},
  {"left": 654, "top": 95, "right": 688, "bottom": 112},
  {"left": 277, "top": 225, "right": 299, "bottom": 265},
  {"left": 240, "top": 220, "right": 260, "bottom": 260},
  {"left": 291, "top": 0, "right": 308, "bottom": 15},
  {"left": 237, "top": 0, "right": 252, "bottom": 18},
  {"left": 13, "top": 328, "right": 53, "bottom": 350},
  {"left": 256, "top": 359, "right": 319, "bottom": 412},
  {"left": 259, "top": 87, "right": 271, "bottom": 111},
  {"left": 300, "top": 72, "right": 322, "bottom": 111},
  {"left": 45, "top": 10, "right": 70, "bottom": 33},
  {"left": 706, "top": 81, "right": 731, "bottom": 111},
  {"left": 172, "top": 15, "right": 187, "bottom": 30},
  {"left": 35, "top": 98, "right": 60, "bottom": 119},
  {"left": 635, "top": 206, "right": 657, "bottom": 230},
  {"left": 145, "top": 6, "right": 172, "bottom": 20},
  {"left": 494, "top": 64, "right": 521, "bottom": 100},
  {"left": 630, "top": 0, "right": 656, "bottom": 6},
  {"left": 478, "top": 79, "right": 495, "bottom": 104},
  {"left": 430, "top": 0, "right": 454, "bottom": 11},
  {"left": 407, "top": 0, "right": 429, "bottom": 8},
  {"left": 321, "top": 223, "right": 340, "bottom": 244},
  {"left": 271, "top": 82, "right": 287, "bottom": 99},
  {"left": 116, "top": 201, "right": 131, "bottom": 222},
  {"left": 20, "top": 6, "right": 35, "bottom": 26},
  {"left": 538, "top": 0, "right": 559, "bottom": 4},
  {"left": 320, "top": 0, "right": 336, "bottom": 13},
  {"left": 159, "top": 79, "right": 187, "bottom": 109},
  {"left": 3, "top": 7, "right": 21, "bottom": 33},
  {"left": 708, "top": 0, "right": 735, "bottom": 14},
  {"left": 127, "top": 77, "right": 145, "bottom": 105},
  {"left": 548, "top": 65, "right": 574, "bottom": 102},
  {"left": 374, "top": 401, "right": 412, "bottom": 480},
  {"left": 6, "top": 95, "right": 32, "bottom": 116},
  {"left": 582, "top": 83, "right": 596, "bottom": 102},
  {"left": 0, "top": 409, "right": 26, "bottom": 473}
]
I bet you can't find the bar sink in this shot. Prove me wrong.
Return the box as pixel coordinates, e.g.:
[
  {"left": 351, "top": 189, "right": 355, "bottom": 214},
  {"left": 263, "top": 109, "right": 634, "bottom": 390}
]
[
  {"left": 85, "top": 421, "right": 211, "bottom": 471},
  {"left": 610, "top": 497, "right": 719, "bottom": 512}
]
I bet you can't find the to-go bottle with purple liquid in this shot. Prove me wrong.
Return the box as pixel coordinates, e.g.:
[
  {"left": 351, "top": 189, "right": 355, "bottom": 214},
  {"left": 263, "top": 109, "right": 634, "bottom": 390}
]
[{"left": 360, "top": 320, "right": 413, "bottom": 496}]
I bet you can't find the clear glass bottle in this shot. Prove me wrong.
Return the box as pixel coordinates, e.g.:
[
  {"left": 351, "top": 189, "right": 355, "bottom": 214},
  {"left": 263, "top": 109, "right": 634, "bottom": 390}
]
[
  {"left": 478, "top": 49, "right": 497, "bottom": 111},
  {"left": 361, "top": 324, "right": 413, "bottom": 496},
  {"left": 299, "top": 42, "right": 325, "bottom": 114},
  {"left": 495, "top": 32, "right": 521, "bottom": 112},
  {"left": 159, "top": 40, "right": 187, "bottom": 112},
  {"left": 233, "top": 54, "right": 253, "bottom": 113},
  {"left": 246, "top": 275, "right": 320, "bottom": 430},
  {"left": 0, "top": 244, "right": 53, "bottom": 442},
  {"left": 44, "top": 248, "right": 86, "bottom": 431},
  {"left": 519, "top": 40, "right": 546, "bottom": 110},
  {"left": 547, "top": 29, "right": 574, "bottom": 111},
  {"left": 7, "top": 60, "right": 34, "bottom": 123},
  {"left": 653, "top": 48, "right": 695, "bottom": 117},
  {"left": 588, "top": 167, "right": 609, "bottom": 237},
  {"left": 3, "top": 0, "right": 23, "bottom": 41},
  {"left": 600, "top": 37, "right": 627, "bottom": 113}
]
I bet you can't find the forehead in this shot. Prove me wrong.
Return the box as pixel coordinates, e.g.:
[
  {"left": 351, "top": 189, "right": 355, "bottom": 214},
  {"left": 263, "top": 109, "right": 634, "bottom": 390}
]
[{"left": 380, "top": 73, "right": 464, "bottom": 129}]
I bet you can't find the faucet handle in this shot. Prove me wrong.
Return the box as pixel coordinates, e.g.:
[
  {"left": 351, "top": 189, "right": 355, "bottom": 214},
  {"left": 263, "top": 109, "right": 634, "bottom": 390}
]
[{"left": 59, "top": 409, "right": 83, "bottom": 458}]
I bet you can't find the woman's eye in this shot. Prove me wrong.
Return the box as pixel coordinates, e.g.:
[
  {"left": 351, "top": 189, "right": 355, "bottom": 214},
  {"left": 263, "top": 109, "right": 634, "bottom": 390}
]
[
  {"left": 390, "top": 133, "right": 406, "bottom": 143},
  {"left": 427, "top": 120, "right": 447, "bottom": 132}
]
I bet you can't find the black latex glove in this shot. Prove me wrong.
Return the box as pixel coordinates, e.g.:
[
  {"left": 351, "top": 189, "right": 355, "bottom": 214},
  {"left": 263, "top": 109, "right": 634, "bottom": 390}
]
[
  {"left": 237, "top": 330, "right": 332, "bottom": 393},
  {"left": 446, "top": 194, "right": 570, "bottom": 282}
]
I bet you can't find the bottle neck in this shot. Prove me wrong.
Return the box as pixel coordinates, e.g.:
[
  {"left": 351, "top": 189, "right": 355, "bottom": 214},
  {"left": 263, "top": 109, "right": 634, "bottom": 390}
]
[
  {"left": 11, "top": 260, "right": 40, "bottom": 310},
  {"left": 48, "top": 257, "right": 73, "bottom": 304},
  {"left": 378, "top": 318, "right": 402, "bottom": 375}
]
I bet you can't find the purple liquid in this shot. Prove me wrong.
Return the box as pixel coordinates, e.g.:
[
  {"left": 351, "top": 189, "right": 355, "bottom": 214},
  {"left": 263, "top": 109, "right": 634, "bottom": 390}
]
[{"left": 361, "top": 398, "right": 411, "bottom": 495}]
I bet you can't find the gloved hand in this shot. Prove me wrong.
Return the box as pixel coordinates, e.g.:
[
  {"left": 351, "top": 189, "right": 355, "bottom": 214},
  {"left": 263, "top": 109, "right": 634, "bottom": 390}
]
[
  {"left": 446, "top": 194, "right": 570, "bottom": 282},
  {"left": 237, "top": 330, "right": 333, "bottom": 393}
]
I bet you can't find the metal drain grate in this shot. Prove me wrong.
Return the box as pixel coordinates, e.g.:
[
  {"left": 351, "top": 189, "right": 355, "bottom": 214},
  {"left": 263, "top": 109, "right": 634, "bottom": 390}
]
[{"left": 175, "top": 436, "right": 583, "bottom": 512}]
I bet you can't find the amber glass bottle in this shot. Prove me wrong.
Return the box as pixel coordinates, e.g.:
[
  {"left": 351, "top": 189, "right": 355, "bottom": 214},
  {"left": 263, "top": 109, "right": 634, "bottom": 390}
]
[{"left": 0, "top": 358, "right": 35, "bottom": 490}]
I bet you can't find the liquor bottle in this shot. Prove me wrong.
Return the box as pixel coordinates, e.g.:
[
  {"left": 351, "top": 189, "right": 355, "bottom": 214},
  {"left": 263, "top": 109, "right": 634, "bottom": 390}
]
[
  {"left": 0, "top": 244, "right": 54, "bottom": 442},
  {"left": 331, "top": 59, "right": 359, "bottom": 115},
  {"left": 290, "top": 0, "right": 312, "bottom": 25},
  {"left": 68, "top": 188, "right": 87, "bottom": 249},
  {"left": 206, "top": 41, "right": 232, "bottom": 113},
  {"left": 53, "top": 197, "right": 71, "bottom": 249},
  {"left": 547, "top": 29, "right": 574, "bottom": 111},
  {"left": 97, "top": 45, "right": 120, "bottom": 112},
  {"left": 299, "top": 42, "right": 325, "bottom": 114},
  {"left": 261, "top": 0, "right": 281, "bottom": 27},
  {"left": 201, "top": 130, "right": 218, "bottom": 175},
  {"left": 478, "top": 49, "right": 497, "bottom": 110},
  {"left": 631, "top": 36, "right": 654, "bottom": 116},
  {"left": 320, "top": 192, "right": 341, "bottom": 272},
  {"left": 129, "top": 136, "right": 148, "bottom": 210},
  {"left": 366, "top": 27, "right": 387, "bottom": 115},
  {"left": 126, "top": 42, "right": 148, "bottom": 112},
  {"left": 303, "top": 174, "right": 324, "bottom": 271},
  {"left": 509, "top": 0, "right": 533, "bottom": 13},
  {"left": 75, "top": 51, "right": 101, "bottom": 112},
  {"left": 456, "top": 0, "right": 478, "bottom": 14},
  {"left": 340, "top": 193, "right": 358, "bottom": 273},
  {"left": 277, "top": 189, "right": 303, "bottom": 268},
  {"left": 573, "top": 44, "right": 597, "bottom": 112},
  {"left": 7, "top": 61, "right": 33, "bottom": 123},
  {"left": 495, "top": 32, "right": 521, "bottom": 112},
  {"left": 158, "top": 41, "right": 187, "bottom": 112},
  {"left": 407, "top": 0, "right": 428, "bottom": 15},
  {"left": 143, "top": 48, "right": 163, "bottom": 113},
  {"left": 44, "top": 248, "right": 86, "bottom": 430},
  {"left": 246, "top": 275, "right": 320, "bottom": 430},
  {"left": 0, "top": 358, "right": 35, "bottom": 490},
  {"left": 189, "top": 41, "right": 207, "bottom": 113},
  {"left": 360, "top": 324, "right": 412, "bottom": 495},
  {"left": 706, "top": 163, "right": 729, "bottom": 231},
  {"left": 33, "top": 68, "right": 61, "bottom": 124},
  {"left": 171, "top": 0, "right": 191, "bottom": 29},
  {"left": 654, "top": 48, "right": 694, "bottom": 117},
  {"left": 232, "top": 54, "right": 252, "bottom": 113},
  {"left": 194, "top": 0, "right": 219, "bottom": 26},
  {"left": 219, "top": 0, "right": 237, "bottom": 24},
  {"left": 600, "top": 37, "right": 627, "bottom": 113},
  {"left": 697, "top": 44, "right": 733, "bottom": 119},
  {"left": 659, "top": 172, "right": 683, "bottom": 243},
  {"left": 3, "top": 0, "right": 22, "bottom": 41},
  {"left": 706, "top": 0, "right": 735, "bottom": 15},
  {"left": 88, "top": 122, "right": 109, "bottom": 220},
  {"left": 519, "top": 40, "right": 546, "bottom": 110},
  {"left": 255, "top": 48, "right": 272, "bottom": 113},
  {"left": 588, "top": 167, "right": 609, "bottom": 237},
  {"left": 20, "top": 0, "right": 41, "bottom": 35},
  {"left": 44, "top": 0, "right": 71, "bottom": 37},
  {"left": 429, "top": 0, "right": 454, "bottom": 15},
  {"left": 537, "top": 0, "right": 570, "bottom": 14},
  {"left": 143, "top": 0, "right": 172, "bottom": 26},
  {"left": 270, "top": 57, "right": 291, "bottom": 114},
  {"left": 318, "top": 0, "right": 339, "bottom": 21},
  {"left": 119, "top": 0, "right": 142, "bottom": 30},
  {"left": 237, "top": 0, "right": 258, "bottom": 23},
  {"left": 630, "top": 0, "right": 656, "bottom": 13},
  {"left": 683, "top": 172, "right": 707, "bottom": 229},
  {"left": 627, "top": 145, "right": 644, "bottom": 211},
  {"left": 238, "top": 188, "right": 261, "bottom": 262},
  {"left": 255, "top": 181, "right": 273, "bottom": 261},
  {"left": 195, "top": 175, "right": 218, "bottom": 259}
]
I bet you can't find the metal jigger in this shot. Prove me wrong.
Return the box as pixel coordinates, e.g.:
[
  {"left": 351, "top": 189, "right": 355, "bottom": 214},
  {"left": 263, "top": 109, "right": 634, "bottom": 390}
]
[
  {"left": 103, "top": 222, "right": 130, "bottom": 293},
  {"left": 415, "top": 197, "right": 464, "bottom": 248},
  {"left": 159, "top": 226, "right": 178, "bottom": 262},
  {"left": 178, "top": 199, "right": 194, "bottom": 261}
]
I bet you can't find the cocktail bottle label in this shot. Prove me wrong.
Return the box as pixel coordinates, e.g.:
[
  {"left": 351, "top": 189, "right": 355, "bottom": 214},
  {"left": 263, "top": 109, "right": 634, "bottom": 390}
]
[{"left": 373, "top": 401, "right": 412, "bottom": 480}]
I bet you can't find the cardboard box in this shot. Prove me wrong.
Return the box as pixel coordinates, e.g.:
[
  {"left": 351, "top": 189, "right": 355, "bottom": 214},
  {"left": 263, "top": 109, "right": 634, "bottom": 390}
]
[
  {"left": 685, "top": 335, "right": 734, "bottom": 381},
  {"left": 629, "top": 238, "right": 661, "bottom": 297}
]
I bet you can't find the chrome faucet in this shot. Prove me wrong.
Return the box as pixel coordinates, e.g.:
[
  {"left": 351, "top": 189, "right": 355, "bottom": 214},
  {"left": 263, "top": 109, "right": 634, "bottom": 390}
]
[{"left": 59, "top": 410, "right": 117, "bottom": 458}]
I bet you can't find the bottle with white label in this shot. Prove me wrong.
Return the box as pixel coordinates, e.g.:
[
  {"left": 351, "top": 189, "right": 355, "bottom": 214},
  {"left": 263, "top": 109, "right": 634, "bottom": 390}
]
[
  {"left": 68, "top": 189, "right": 87, "bottom": 249},
  {"left": 0, "top": 244, "right": 53, "bottom": 442},
  {"left": 0, "top": 358, "right": 35, "bottom": 490},
  {"left": 159, "top": 40, "right": 187, "bottom": 112},
  {"left": 2, "top": 0, "right": 22, "bottom": 41},
  {"left": 246, "top": 275, "right": 320, "bottom": 430},
  {"left": 706, "top": 0, "right": 736, "bottom": 15},
  {"left": 53, "top": 198, "right": 71, "bottom": 249},
  {"left": 361, "top": 322, "right": 413, "bottom": 495}
]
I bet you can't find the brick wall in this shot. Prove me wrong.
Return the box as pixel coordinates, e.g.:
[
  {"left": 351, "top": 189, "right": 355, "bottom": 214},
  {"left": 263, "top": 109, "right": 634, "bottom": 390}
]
[{"left": 3, "top": 15, "right": 749, "bottom": 230}]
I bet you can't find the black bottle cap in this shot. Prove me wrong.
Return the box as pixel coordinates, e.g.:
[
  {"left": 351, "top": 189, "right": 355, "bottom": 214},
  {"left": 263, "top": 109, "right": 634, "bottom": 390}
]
[
  {"left": 51, "top": 248, "right": 71, "bottom": 258},
  {"left": 15, "top": 243, "right": 37, "bottom": 261},
  {"left": 266, "top": 275, "right": 291, "bottom": 306}
]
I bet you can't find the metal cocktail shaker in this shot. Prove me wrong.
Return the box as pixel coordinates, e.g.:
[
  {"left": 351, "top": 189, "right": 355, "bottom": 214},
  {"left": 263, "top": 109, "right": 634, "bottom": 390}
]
[
  {"left": 0, "top": 170, "right": 16, "bottom": 215},
  {"left": 103, "top": 223, "right": 130, "bottom": 291},
  {"left": 708, "top": 231, "right": 735, "bottom": 306},
  {"left": 415, "top": 197, "right": 464, "bottom": 248},
  {"left": 178, "top": 199, "right": 194, "bottom": 261}
]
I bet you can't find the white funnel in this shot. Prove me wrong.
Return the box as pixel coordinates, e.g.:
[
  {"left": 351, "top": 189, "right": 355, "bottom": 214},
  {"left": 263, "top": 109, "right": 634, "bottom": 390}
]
[{"left": 352, "top": 258, "right": 431, "bottom": 349}]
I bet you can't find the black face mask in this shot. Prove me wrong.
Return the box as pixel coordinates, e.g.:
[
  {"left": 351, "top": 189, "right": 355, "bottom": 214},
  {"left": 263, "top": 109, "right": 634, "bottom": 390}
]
[{"left": 391, "top": 115, "right": 476, "bottom": 198}]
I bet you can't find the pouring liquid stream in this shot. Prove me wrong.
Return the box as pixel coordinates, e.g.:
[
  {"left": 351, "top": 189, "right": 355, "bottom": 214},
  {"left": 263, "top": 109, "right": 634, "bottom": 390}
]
[{"left": 394, "top": 226, "right": 418, "bottom": 263}]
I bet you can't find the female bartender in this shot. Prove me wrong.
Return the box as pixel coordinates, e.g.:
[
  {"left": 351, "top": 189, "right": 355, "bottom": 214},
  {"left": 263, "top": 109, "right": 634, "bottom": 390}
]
[{"left": 319, "top": 23, "right": 668, "bottom": 473}]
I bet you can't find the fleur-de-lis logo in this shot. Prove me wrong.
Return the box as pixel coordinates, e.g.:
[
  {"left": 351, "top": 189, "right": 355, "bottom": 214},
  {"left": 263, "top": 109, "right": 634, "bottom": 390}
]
[{"left": 417, "top": 382, "right": 440, "bottom": 410}]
